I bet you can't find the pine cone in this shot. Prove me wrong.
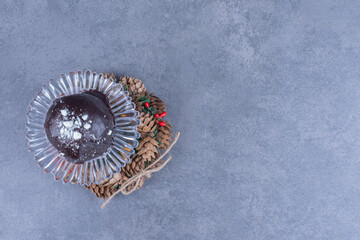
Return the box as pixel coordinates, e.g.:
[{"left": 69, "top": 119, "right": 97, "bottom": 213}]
[
  {"left": 138, "top": 112, "right": 157, "bottom": 137},
  {"left": 104, "top": 72, "right": 116, "bottom": 81},
  {"left": 157, "top": 121, "right": 173, "bottom": 149},
  {"left": 121, "top": 155, "right": 144, "bottom": 178},
  {"left": 120, "top": 76, "right": 147, "bottom": 96},
  {"left": 132, "top": 94, "right": 147, "bottom": 113},
  {"left": 86, "top": 183, "right": 116, "bottom": 199},
  {"left": 136, "top": 136, "right": 159, "bottom": 162},
  {"left": 85, "top": 172, "right": 129, "bottom": 199},
  {"left": 149, "top": 94, "right": 167, "bottom": 114},
  {"left": 101, "top": 172, "right": 124, "bottom": 187}
]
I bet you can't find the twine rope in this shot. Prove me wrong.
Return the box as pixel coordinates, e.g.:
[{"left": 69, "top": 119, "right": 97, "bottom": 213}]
[{"left": 101, "top": 132, "right": 180, "bottom": 208}]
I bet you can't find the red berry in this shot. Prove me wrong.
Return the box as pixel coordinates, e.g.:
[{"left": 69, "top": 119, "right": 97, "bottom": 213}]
[
  {"left": 159, "top": 112, "right": 167, "bottom": 118},
  {"left": 144, "top": 102, "right": 150, "bottom": 108},
  {"left": 154, "top": 113, "right": 159, "bottom": 118},
  {"left": 158, "top": 121, "right": 166, "bottom": 127}
]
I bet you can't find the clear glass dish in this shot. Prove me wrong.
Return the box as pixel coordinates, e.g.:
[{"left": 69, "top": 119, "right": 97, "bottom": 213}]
[{"left": 26, "top": 70, "right": 140, "bottom": 186}]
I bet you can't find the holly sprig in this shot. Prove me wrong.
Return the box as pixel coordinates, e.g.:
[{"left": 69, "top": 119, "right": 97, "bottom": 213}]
[
  {"left": 132, "top": 89, "right": 168, "bottom": 163},
  {"left": 138, "top": 95, "right": 167, "bottom": 126}
]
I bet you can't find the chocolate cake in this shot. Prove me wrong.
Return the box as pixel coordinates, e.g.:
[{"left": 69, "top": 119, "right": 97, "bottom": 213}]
[{"left": 44, "top": 90, "right": 115, "bottom": 164}]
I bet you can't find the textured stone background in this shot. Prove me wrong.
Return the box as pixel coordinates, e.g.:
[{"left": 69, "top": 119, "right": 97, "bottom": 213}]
[{"left": 1, "top": 0, "right": 360, "bottom": 239}]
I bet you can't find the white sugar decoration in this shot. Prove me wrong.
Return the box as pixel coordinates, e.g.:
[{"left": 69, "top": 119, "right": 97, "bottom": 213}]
[
  {"left": 107, "top": 130, "right": 112, "bottom": 135},
  {"left": 63, "top": 121, "right": 73, "bottom": 128},
  {"left": 74, "top": 116, "right": 82, "bottom": 127},
  {"left": 82, "top": 114, "right": 88, "bottom": 121},
  {"left": 73, "top": 131, "right": 82, "bottom": 140},
  {"left": 57, "top": 111, "right": 94, "bottom": 149},
  {"left": 60, "top": 109, "right": 68, "bottom": 116}
]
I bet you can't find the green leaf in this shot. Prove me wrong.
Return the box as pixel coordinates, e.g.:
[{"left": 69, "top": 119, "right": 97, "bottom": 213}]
[
  {"left": 123, "top": 84, "right": 127, "bottom": 91},
  {"left": 149, "top": 107, "right": 157, "bottom": 115},
  {"left": 139, "top": 94, "right": 150, "bottom": 101},
  {"left": 153, "top": 129, "right": 158, "bottom": 138}
]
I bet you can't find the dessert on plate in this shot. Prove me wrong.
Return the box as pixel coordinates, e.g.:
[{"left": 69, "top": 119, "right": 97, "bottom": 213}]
[{"left": 26, "top": 70, "right": 140, "bottom": 185}]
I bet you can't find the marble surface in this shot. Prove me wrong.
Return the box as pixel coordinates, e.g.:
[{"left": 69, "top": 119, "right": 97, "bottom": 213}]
[{"left": 1, "top": 0, "right": 360, "bottom": 239}]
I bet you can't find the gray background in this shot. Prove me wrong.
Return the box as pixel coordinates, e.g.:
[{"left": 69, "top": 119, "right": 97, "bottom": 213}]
[{"left": 1, "top": 0, "right": 360, "bottom": 239}]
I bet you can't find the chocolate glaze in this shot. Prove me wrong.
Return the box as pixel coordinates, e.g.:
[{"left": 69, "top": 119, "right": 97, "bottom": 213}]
[{"left": 44, "top": 90, "right": 115, "bottom": 164}]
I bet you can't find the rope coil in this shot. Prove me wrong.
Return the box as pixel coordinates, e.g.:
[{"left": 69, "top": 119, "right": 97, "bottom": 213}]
[{"left": 101, "top": 132, "right": 180, "bottom": 208}]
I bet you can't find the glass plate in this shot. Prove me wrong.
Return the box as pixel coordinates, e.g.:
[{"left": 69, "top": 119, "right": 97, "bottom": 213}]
[{"left": 26, "top": 70, "right": 140, "bottom": 186}]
